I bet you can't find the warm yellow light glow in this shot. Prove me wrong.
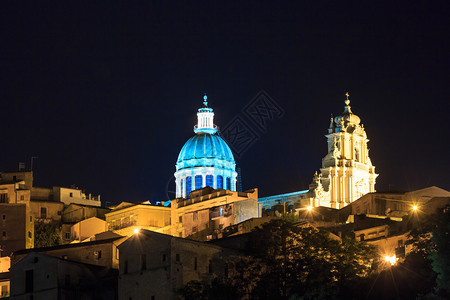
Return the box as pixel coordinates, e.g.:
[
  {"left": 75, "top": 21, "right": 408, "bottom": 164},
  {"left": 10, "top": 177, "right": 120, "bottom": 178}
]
[
  {"left": 134, "top": 228, "right": 140, "bottom": 234},
  {"left": 307, "top": 206, "right": 313, "bottom": 211},
  {"left": 412, "top": 205, "right": 418, "bottom": 211},
  {"left": 384, "top": 255, "right": 397, "bottom": 266}
]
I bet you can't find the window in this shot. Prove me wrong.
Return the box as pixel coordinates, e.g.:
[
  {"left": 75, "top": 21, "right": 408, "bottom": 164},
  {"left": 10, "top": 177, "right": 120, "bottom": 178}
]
[
  {"left": 193, "top": 211, "right": 198, "bottom": 221},
  {"left": 40, "top": 207, "right": 47, "bottom": 219},
  {"left": 97, "top": 251, "right": 102, "bottom": 259},
  {"left": 220, "top": 208, "right": 223, "bottom": 216},
  {"left": 65, "top": 232, "right": 70, "bottom": 240},
  {"left": 216, "top": 175, "right": 223, "bottom": 189},
  {"left": 185, "top": 176, "right": 192, "bottom": 198},
  {"left": 205, "top": 175, "right": 213, "bottom": 188},
  {"left": 195, "top": 175, "right": 203, "bottom": 190},
  {"left": 13, "top": 176, "right": 17, "bottom": 181},
  {"left": 226, "top": 177, "right": 231, "bottom": 190},
  {"left": 25, "top": 270, "right": 34, "bottom": 293},
  {"left": 30, "top": 216, "right": 32, "bottom": 222},
  {"left": 28, "top": 231, "right": 32, "bottom": 238},
  {"left": 69, "top": 192, "right": 73, "bottom": 197},
  {"left": 180, "top": 178, "right": 183, "bottom": 194},
  {"left": 176, "top": 254, "right": 180, "bottom": 262},
  {"left": 141, "top": 254, "right": 146, "bottom": 270},
  {"left": 162, "top": 254, "right": 166, "bottom": 262},
  {"left": 2, "top": 215, "right": 5, "bottom": 220},
  {"left": 20, "top": 195, "right": 24, "bottom": 200},
  {"left": 192, "top": 226, "right": 198, "bottom": 233},
  {"left": 0, "top": 194, "right": 8, "bottom": 203},
  {"left": 194, "top": 257, "right": 197, "bottom": 271},
  {"left": 179, "top": 216, "right": 182, "bottom": 223}
]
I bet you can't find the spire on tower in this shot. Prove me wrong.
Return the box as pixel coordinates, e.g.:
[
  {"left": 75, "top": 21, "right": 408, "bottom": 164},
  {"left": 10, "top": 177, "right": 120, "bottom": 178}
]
[{"left": 203, "top": 93, "right": 208, "bottom": 107}]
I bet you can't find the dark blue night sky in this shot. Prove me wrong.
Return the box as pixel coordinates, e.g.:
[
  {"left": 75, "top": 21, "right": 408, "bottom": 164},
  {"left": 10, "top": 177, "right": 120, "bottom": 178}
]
[{"left": 1, "top": 2, "right": 449, "bottom": 205}]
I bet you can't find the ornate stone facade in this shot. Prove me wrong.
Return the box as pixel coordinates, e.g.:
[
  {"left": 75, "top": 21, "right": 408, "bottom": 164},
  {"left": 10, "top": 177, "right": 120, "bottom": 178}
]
[{"left": 309, "top": 94, "right": 378, "bottom": 208}]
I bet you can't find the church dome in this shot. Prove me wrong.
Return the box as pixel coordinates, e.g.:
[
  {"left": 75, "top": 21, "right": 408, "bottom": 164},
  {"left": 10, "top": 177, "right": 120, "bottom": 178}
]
[
  {"left": 176, "top": 133, "right": 236, "bottom": 171},
  {"left": 334, "top": 93, "right": 360, "bottom": 128},
  {"left": 174, "top": 94, "right": 238, "bottom": 198}
]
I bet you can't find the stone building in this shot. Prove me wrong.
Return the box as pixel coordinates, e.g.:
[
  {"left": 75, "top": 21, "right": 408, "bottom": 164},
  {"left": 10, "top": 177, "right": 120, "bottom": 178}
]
[
  {"left": 12, "top": 236, "right": 125, "bottom": 270},
  {"left": 70, "top": 217, "right": 108, "bottom": 243},
  {"left": 104, "top": 187, "right": 261, "bottom": 239},
  {"left": 0, "top": 257, "right": 10, "bottom": 298},
  {"left": 338, "top": 186, "right": 450, "bottom": 220},
  {"left": 105, "top": 202, "right": 172, "bottom": 237},
  {"left": 171, "top": 187, "right": 261, "bottom": 238},
  {"left": 0, "top": 204, "right": 34, "bottom": 257},
  {"left": 118, "top": 229, "right": 240, "bottom": 300},
  {"left": 9, "top": 252, "right": 117, "bottom": 300}
]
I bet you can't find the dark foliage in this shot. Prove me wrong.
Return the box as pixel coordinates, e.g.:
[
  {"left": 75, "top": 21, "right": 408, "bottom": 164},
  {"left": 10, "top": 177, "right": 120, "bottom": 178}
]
[{"left": 34, "top": 221, "right": 62, "bottom": 248}]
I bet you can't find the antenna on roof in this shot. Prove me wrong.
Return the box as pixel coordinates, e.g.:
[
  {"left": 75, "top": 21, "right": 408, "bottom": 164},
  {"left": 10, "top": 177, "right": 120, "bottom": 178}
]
[{"left": 30, "top": 156, "right": 38, "bottom": 171}]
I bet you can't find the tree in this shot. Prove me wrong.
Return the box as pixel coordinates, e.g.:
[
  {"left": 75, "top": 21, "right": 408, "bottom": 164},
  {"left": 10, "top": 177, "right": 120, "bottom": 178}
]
[
  {"left": 181, "top": 219, "right": 379, "bottom": 299},
  {"left": 34, "top": 221, "right": 62, "bottom": 248}
]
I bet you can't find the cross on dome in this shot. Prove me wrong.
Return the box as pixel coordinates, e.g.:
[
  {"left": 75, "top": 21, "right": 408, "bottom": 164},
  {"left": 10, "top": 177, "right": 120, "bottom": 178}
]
[
  {"left": 203, "top": 93, "right": 208, "bottom": 107},
  {"left": 345, "top": 92, "right": 350, "bottom": 106}
]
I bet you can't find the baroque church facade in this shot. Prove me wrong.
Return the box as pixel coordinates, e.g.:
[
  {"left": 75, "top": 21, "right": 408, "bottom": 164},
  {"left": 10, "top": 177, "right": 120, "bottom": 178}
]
[
  {"left": 259, "top": 93, "right": 378, "bottom": 209},
  {"left": 308, "top": 93, "right": 378, "bottom": 208}
]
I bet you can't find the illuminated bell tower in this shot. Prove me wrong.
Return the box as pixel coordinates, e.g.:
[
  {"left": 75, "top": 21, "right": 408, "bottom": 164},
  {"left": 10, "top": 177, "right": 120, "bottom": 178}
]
[
  {"left": 309, "top": 93, "right": 378, "bottom": 208},
  {"left": 174, "top": 94, "right": 237, "bottom": 198}
]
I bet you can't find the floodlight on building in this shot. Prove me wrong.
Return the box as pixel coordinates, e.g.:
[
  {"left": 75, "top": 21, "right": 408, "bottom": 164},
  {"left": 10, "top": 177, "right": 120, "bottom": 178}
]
[
  {"left": 307, "top": 206, "right": 313, "bottom": 211},
  {"left": 134, "top": 228, "right": 140, "bottom": 234},
  {"left": 412, "top": 205, "right": 418, "bottom": 211}
]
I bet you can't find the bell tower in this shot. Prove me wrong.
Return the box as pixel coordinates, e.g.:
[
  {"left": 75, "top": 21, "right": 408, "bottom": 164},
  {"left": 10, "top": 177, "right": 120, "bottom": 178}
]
[{"left": 310, "top": 93, "right": 378, "bottom": 208}]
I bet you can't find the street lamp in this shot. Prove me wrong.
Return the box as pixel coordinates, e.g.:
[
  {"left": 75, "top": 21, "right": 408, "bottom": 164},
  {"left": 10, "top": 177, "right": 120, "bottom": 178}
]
[
  {"left": 384, "top": 255, "right": 397, "bottom": 266},
  {"left": 134, "top": 228, "right": 140, "bottom": 234}
]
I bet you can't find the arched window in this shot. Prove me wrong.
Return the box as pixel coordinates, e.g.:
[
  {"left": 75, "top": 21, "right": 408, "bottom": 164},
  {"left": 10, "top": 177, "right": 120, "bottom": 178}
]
[
  {"left": 217, "top": 175, "right": 223, "bottom": 189},
  {"left": 185, "top": 177, "right": 192, "bottom": 198},
  {"left": 226, "top": 177, "right": 231, "bottom": 190},
  {"left": 195, "top": 175, "right": 203, "bottom": 190},
  {"left": 206, "top": 175, "right": 213, "bottom": 188}
]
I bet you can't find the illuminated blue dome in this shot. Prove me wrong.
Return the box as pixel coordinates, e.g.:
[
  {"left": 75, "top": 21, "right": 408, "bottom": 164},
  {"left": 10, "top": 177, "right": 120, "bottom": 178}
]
[
  {"left": 176, "top": 133, "right": 235, "bottom": 170},
  {"left": 174, "top": 94, "right": 238, "bottom": 198}
]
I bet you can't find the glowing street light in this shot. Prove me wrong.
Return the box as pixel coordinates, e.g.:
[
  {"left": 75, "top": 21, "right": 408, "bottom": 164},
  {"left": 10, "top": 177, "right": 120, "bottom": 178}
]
[
  {"left": 134, "top": 228, "right": 140, "bottom": 234},
  {"left": 307, "top": 206, "right": 313, "bottom": 211},
  {"left": 384, "top": 255, "right": 397, "bottom": 266},
  {"left": 412, "top": 205, "right": 418, "bottom": 211}
]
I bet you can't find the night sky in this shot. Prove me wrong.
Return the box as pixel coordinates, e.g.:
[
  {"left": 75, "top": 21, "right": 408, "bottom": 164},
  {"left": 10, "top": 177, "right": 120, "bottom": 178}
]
[{"left": 1, "top": 2, "right": 449, "bottom": 205}]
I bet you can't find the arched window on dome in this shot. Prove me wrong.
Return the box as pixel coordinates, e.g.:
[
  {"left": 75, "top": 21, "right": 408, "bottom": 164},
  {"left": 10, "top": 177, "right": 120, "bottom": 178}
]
[
  {"left": 206, "top": 175, "right": 213, "bottom": 188},
  {"left": 195, "top": 175, "right": 203, "bottom": 190},
  {"left": 217, "top": 175, "right": 223, "bottom": 189},
  {"left": 186, "top": 177, "right": 192, "bottom": 198},
  {"left": 226, "top": 177, "right": 231, "bottom": 190}
]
